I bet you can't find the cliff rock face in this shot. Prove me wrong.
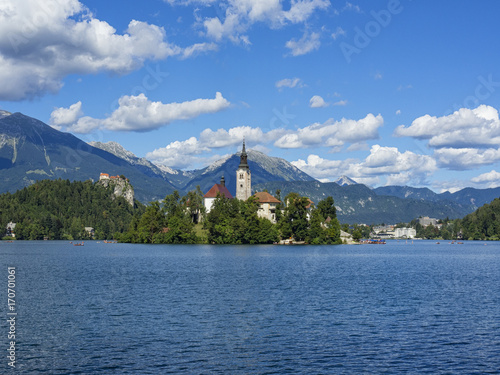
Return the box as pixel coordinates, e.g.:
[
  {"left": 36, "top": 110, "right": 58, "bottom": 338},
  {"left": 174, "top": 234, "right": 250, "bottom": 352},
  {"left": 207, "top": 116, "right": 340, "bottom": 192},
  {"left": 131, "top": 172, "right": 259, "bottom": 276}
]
[{"left": 98, "top": 176, "right": 134, "bottom": 206}]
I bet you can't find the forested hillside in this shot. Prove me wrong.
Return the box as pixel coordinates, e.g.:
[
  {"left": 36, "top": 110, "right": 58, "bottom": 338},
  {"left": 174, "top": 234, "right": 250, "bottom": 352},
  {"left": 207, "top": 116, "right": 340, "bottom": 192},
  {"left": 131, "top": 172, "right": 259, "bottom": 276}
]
[
  {"left": 0, "top": 179, "right": 144, "bottom": 240},
  {"left": 459, "top": 198, "right": 500, "bottom": 240}
]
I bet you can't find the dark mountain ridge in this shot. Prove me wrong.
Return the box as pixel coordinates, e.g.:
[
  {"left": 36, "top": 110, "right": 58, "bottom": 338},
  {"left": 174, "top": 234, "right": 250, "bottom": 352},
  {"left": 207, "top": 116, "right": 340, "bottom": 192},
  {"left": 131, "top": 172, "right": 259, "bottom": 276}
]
[
  {"left": 1, "top": 111, "right": 498, "bottom": 224},
  {"left": 0, "top": 112, "right": 177, "bottom": 202}
]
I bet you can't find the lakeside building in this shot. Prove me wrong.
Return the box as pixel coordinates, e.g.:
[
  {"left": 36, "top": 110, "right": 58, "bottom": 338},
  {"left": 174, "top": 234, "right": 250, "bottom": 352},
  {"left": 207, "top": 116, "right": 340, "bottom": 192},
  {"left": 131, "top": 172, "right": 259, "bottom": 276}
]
[
  {"left": 254, "top": 192, "right": 281, "bottom": 224},
  {"left": 419, "top": 216, "right": 438, "bottom": 227},
  {"left": 394, "top": 227, "right": 416, "bottom": 239},
  {"left": 373, "top": 225, "right": 395, "bottom": 234}
]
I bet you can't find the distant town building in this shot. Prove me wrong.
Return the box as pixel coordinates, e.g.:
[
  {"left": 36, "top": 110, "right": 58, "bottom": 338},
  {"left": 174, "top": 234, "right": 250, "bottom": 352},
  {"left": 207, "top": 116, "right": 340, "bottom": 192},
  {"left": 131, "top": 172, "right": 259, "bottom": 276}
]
[
  {"left": 236, "top": 140, "right": 251, "bottom": 201},
  {"left": 254, "top": 192, "right": 281, "bottom": 223},
  {"left": 373, "top": 225, "right": 395, "bottom": 234},
  {"left": 394, "top": 227, "right": 416, "bottom": 239},
  {"left": 419, "top": 216, "right": 438, "bottom": 227},
  {"left": 203, "top": 176, "right": 233, "bottom": 213}
]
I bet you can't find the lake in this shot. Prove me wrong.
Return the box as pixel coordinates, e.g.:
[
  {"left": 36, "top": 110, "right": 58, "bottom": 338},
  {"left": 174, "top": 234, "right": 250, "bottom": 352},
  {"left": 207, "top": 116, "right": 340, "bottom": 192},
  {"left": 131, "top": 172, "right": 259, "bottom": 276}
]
[{"left": 1, "top": 240, "right": 499, "bottom": 374}]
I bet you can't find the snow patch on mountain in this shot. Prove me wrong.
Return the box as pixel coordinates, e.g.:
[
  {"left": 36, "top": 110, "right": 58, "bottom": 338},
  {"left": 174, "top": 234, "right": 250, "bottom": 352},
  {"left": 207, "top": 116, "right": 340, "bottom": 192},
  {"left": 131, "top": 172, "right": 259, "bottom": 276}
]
[
  {"left": 334, "top": 175, "right": 358, "bottom": 186},
  {"left": 0, "top": 110, "right": 12, "bottom": 119}
]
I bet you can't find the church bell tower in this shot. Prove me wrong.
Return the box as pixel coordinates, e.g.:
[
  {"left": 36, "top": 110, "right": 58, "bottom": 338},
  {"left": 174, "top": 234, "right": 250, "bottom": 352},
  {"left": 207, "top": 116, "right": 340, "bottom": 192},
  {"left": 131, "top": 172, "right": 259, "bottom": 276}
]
[{"left": 236, "top": 140, "right": 251, "bottom": 200}]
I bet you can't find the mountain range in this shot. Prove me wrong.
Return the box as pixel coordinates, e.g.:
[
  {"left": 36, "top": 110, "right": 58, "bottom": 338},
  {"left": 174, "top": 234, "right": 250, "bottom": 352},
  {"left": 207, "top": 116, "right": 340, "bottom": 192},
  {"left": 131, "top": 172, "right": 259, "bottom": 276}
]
[{"left": 1, "top": 111, "right": 499, "bottom": 224}]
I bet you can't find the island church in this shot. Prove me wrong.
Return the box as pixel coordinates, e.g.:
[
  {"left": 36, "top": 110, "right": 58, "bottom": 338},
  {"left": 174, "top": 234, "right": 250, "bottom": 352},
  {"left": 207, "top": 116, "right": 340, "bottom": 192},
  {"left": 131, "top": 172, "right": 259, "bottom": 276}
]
[{"left": 203, "top": 141, "right": 280, "bottom": 223}]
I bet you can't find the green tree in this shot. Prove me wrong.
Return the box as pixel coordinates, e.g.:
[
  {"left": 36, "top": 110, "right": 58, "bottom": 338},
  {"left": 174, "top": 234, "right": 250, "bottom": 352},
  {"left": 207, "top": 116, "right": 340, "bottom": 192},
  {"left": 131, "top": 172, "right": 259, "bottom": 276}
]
[
  {"left": 280, "top": 193, "right": 310, "bottom": 241},
  {"left": 137, "top": 201, "right": 164, "bottom": 243}
]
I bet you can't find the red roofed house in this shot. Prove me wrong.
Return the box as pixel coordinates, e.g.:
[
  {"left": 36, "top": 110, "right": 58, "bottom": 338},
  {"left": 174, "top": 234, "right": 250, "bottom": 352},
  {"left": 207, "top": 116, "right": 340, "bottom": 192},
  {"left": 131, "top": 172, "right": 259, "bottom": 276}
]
[
  {"left": 204, "top": 176, "right": 233, "bottom": 213},
  {"left": 253, "top": 192, "right": 281, "bottom": 223}
]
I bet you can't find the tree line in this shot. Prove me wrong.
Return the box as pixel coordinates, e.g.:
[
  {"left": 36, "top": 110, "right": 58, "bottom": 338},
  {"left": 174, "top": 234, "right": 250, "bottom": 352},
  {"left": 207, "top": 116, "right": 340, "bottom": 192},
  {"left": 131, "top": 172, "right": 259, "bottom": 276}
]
[
  {"left": 390, "top": 198, "right": 500, "bottom": 240},
  {"left": 0, "top": 179, "right": 143, "bottom": 240},
  {"left": 119, "top": 190, "right": 342, "bottom": 245}
]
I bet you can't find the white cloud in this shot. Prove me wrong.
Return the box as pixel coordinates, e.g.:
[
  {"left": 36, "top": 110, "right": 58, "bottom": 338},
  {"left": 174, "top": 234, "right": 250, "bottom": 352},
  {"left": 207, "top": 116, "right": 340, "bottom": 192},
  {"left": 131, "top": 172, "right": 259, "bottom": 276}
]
[
  {"left": 49, "top": 101, "right": 83, "bottom": 128},
  {"left": 200, "top": 126, "right": 269, "bottom": 148},
  {"left": 67, "top": 116, "right": 101, "bottom": 134},
  {"left": 0, "top": 0, "right": 213, "bottom": 100},
  {"left": 199, "top": 0, "right": 329, "bottom": 44},
  {"left": 395, "top": 106, "right": 500, "bottom": 171},
  {"left": 395, "top": 105, "right": 500, "bottom": 149},
  {"left": 274, "top": 113, "right": 383, "bottom": 149},
  {"left": 103, "top": 92, "right": 230, "bottom": 132},
  {"left": 57, "top": 92, "right": 230, "bottom": 133},
  {"left": 309, "top": 95, "right": 328, "bottom": 108},
  {"left": 343, "top": 2, "right": 362, "bottom": 13},
  {"left": 331, "top": 26, "right": 346, "bottom": 40},
  {"left": 397, "top": 84, "right": 413, "bottom": 91},
  {"left": 275, "top": 77, "right": 304, "bottom": 90},
  {"left": 181, "top": 42, "right": 218, "bottom": 59},
  {"left": 434, "top": 147, "right": 500, "bottom": 170},
  {"left": 292, "top": 145, "right": 437, "bottom": 186},
  {"left": 374, "top": 72, "right": 383, "bottom": 80},
  {"left": 361, "top": 145, "right": 437, "bottom": 178},
  {"left": 146, "top": 137, "right": 210, "bottom": 169},
  {"left": 333, "top": 99, "right": 348, "bottom": 106},
  {"left": 285, "top": 31, "right": 321, "bottom": 56},
  {"left": 395, "top": 109, "right": 401, "bottom": 115},
  {"left": 471, "top": 170, "right": 500, "bottom": 185},
  {"left": 144, "top": 124, "right": 285, "bottom": 168}
]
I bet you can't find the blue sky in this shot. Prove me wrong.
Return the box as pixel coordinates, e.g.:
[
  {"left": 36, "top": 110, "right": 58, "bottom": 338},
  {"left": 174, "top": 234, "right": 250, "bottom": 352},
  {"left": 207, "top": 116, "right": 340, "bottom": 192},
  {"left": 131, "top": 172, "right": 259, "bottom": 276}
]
[{"left": 1, "top": 0, "right": 500, "bottom": 192}]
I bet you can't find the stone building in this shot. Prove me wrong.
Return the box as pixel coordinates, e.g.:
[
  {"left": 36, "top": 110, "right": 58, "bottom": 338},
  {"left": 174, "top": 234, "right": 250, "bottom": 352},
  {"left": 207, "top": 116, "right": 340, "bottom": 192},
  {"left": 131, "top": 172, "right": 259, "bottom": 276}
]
[
  {"left": 254, "top": 192, "right": 281, "bottom": 223},
  {"left": 236, "top": 140, "right": 251, "bottom": 201}
]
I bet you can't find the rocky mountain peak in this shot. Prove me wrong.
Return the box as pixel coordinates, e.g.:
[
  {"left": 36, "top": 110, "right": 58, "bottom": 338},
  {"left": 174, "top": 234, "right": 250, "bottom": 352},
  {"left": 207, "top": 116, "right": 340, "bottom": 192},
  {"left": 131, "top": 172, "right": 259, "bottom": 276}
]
[{"left": 334, "top": 175, "right": 358, "bottom": 186}]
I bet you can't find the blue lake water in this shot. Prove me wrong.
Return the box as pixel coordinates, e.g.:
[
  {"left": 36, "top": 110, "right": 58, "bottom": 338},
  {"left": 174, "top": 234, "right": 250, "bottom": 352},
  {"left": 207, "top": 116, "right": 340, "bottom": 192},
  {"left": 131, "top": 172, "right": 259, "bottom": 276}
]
[{"left": 1, "top": 240, "right": 500, "bottom": 374}]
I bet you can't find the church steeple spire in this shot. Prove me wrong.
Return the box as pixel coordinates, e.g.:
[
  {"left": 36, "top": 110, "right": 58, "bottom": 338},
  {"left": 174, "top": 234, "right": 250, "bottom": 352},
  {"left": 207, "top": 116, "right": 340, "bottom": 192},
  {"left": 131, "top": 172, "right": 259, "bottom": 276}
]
[{"left": 238, "top": 138, "right": 249, "bottom": 169}]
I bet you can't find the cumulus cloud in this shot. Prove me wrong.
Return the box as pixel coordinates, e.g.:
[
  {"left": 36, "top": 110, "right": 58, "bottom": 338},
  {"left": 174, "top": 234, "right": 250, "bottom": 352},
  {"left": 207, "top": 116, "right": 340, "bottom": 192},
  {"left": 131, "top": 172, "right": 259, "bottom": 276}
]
[
  {"left": 395, "top": 105, "right": 500, "bottom": 148},
  {"left": 292, "top": 154, "right": 350, "bottom": 179},
  {"left": 285, "top": 31, "right": 321, "bottom": 56},
  {"left": 49, "top": 101, "right": 83, "bottom": 129},
  {"left": 274, "top": 113, "right": 383, "bottom": 149},
  {"left": 395, "top": 105, "right": 500, "bottom": 171},
  {"left": 292, "top": 145, "right": 437, "bottom": 186},
  {"left": 309, "top": 95, "right": 328, "bottom": 108},
  {"left": 275, "top": 77, "right": 304, "bottom": 90},
  {"left": 145, "top": 123, "right": 285, "bottom": 168},
  {"left": 200, "top": 126, "right": 284, "bottom": 148},
  {"left": 54, "top": 92, "right": 230, "bottom": 133},
  {"left": 197, "top": 0, "right": 329, "bottom": 44},
  {"left": 434, "top": 147, "right": 500, "bottom": 170},
  {"left": 471, "top": 170, "right": 500, "bottom": 184},
  {"left": 0, "top": 0, "right": 214, "bottom": 100},
  {"left": 146, "top": 137, "right": 210, "bottom": 169},
  {"left": 362, "top": 145, "right": 437, "bottom": 179}
]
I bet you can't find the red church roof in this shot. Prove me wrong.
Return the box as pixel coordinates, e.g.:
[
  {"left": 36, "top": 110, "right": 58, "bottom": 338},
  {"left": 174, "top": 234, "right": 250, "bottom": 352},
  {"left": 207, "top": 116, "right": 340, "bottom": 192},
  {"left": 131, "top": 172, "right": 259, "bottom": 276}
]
[
  {"left": 204, "top": 184, "right": 233, "bottom": 199},
  {"left": 253, "top": 191, "right": 281, "bottom": 204}
]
